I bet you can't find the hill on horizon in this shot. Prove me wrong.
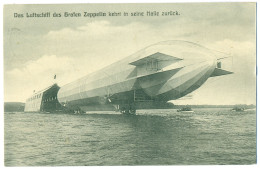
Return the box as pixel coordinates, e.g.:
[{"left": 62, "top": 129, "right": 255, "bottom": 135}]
[{"left": 4, "top": 102, "right": 25, "bottom": 112}]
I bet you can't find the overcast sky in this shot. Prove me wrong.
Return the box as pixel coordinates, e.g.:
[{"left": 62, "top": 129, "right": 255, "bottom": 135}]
[{"left": 3, "top": 3, "right": 256, "bottom": 105}]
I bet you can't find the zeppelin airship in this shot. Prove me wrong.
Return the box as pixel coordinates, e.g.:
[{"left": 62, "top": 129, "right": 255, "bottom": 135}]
[{"left": 25, "top": 40, "right": 233, "bottom": 114}]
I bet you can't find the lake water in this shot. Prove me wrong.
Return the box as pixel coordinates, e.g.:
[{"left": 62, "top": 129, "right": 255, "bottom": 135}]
[{"left": 4, "top": 108, "right": 256, "bottom": 166}]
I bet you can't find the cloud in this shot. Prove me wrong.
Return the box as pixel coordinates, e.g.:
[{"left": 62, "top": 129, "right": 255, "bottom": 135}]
[
  {"left": 45, "top": 21, "right": 151, "bottom": 43},
  {"left": 5, "top": 55, "right": 74, "bottom": 101},
  {"left": 9, "top": 55, "right": 72, "bottom": 75}
]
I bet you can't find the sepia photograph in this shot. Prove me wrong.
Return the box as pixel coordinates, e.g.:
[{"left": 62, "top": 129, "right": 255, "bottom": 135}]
[{"left": 3, "top": 2, "right": 256, "bottom": 166}]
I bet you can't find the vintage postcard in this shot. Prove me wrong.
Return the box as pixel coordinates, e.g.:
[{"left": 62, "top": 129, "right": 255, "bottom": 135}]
[{"left": 3, "top": 3, "right": 256, "bottom": 166}]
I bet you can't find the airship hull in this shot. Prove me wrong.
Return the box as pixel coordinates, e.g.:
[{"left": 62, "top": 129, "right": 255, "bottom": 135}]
[{"left": 55, "top": 40, "right": 232, "bottom": 113}]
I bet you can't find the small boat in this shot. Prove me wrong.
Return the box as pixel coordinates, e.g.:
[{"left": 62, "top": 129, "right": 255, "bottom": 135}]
[{"left": 177, "top": 106, "right": 194, "bottom": 113}]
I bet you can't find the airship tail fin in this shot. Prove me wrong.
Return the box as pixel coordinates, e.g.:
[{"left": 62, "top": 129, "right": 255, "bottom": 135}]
[{"left": 210, "top": 68, "right": 233, "bottom": 77}]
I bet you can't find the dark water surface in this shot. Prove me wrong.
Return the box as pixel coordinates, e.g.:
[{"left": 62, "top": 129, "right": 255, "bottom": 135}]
[{"left": 4, "top": 108, "right": 256, "bottom": 166}]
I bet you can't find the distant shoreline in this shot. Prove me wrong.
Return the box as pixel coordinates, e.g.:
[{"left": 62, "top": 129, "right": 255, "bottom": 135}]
[{"left": 4, "top": 102, "right": 256, "bottom": 112}]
